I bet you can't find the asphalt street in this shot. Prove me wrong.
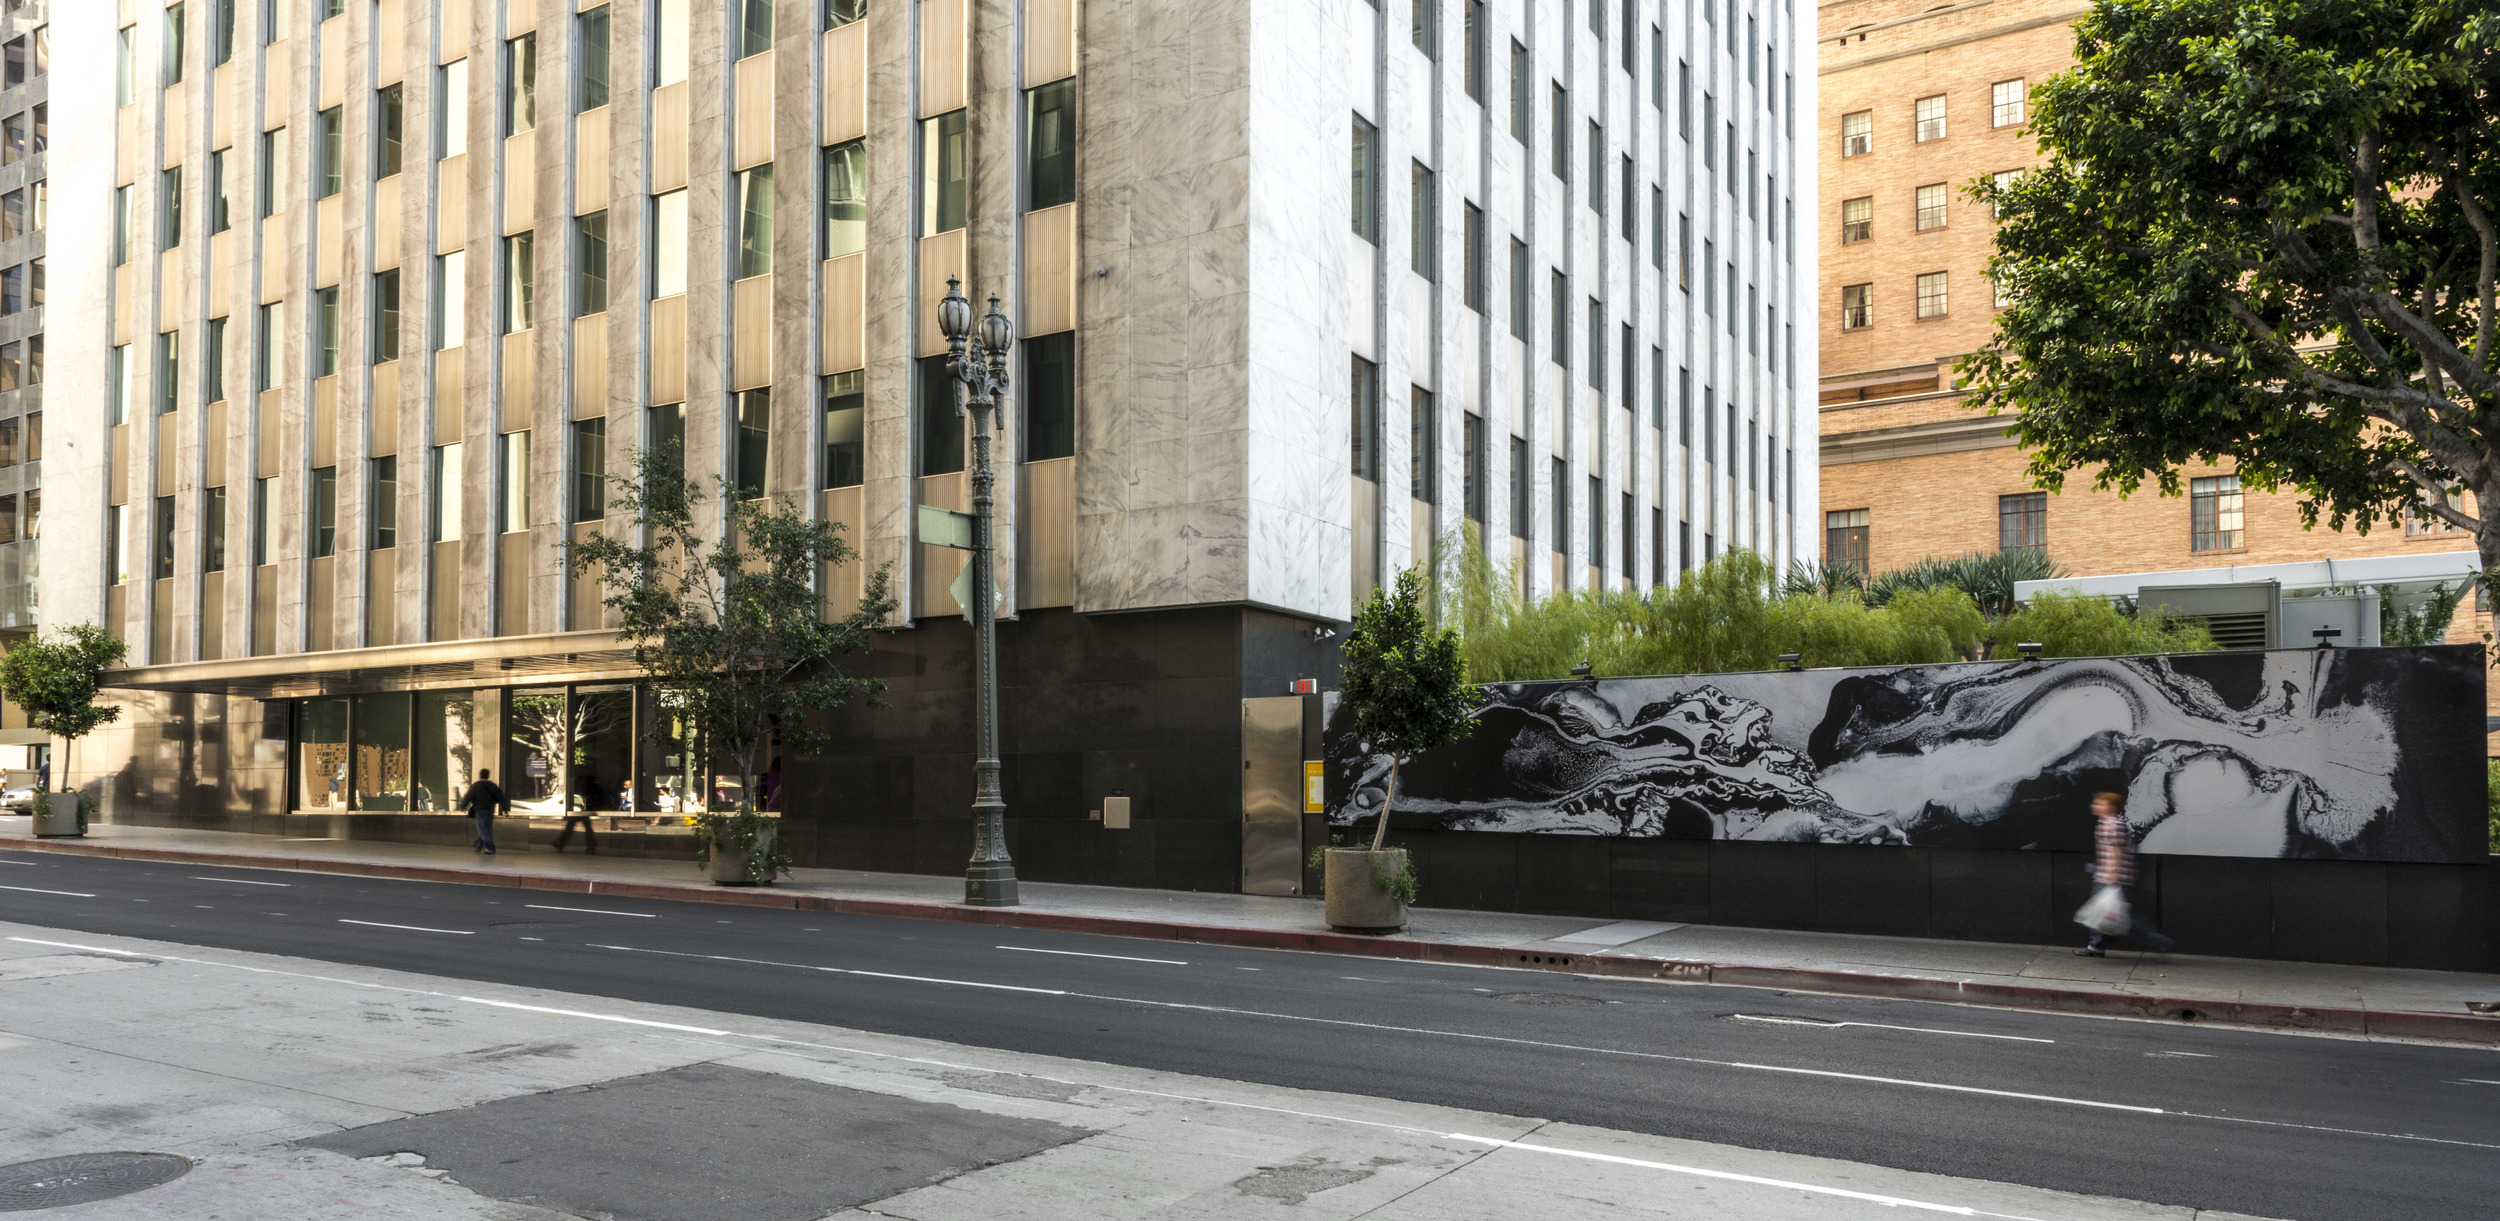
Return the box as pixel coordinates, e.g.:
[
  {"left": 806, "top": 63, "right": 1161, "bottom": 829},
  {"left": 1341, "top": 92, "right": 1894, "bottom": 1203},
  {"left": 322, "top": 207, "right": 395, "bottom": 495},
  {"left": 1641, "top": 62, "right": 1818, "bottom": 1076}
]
[{"left": 2, "top": 849, "right": 2493, "bottom": 1221}]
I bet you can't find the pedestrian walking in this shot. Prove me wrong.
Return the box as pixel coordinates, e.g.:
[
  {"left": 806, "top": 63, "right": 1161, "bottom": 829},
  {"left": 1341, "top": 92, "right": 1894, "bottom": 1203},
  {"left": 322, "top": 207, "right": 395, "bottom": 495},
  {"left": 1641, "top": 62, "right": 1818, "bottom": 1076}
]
[
  {"left": 556, "top": 773, "right": 604, "bottom": 854},
  {"left": 462, "top": 769, "right": 507, "bottom": 855},
  {"left": 2075, "top": 791, "right": 2174, "bottom": 956}
]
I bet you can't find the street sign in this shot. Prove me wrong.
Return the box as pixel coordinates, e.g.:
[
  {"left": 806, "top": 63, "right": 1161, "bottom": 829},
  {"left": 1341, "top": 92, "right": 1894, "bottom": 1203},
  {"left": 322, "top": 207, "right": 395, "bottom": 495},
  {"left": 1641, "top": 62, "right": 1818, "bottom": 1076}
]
[
  {"left": 947, "top": 562, "right": 1005, "bottom": 623},
  {"left": 917, "top": 504, "right": 974, "bottom": 550}
]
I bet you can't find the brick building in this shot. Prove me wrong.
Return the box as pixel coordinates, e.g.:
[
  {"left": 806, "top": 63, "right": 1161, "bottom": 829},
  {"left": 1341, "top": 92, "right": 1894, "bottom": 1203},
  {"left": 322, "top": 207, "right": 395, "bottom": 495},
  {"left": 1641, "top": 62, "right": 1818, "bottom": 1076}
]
[{"left": 1811, "top": 0, "right": 2484, "bottom": 596}]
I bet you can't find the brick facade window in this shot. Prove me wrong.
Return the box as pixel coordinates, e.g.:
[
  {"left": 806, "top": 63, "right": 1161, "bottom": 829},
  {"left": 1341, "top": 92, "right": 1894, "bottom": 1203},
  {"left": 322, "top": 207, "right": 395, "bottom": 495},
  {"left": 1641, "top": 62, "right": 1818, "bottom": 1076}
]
[
  {"left": 1990, "top": 169, "right": 2020, "bottom": 218},
  {"left": 1991, "top": 78, "right": 2026, "bottom": 127},
  {"left": 2406, "top": 488, "right": 2465, "bottom": 537},
  {"left": 1840, "top": 108, "right": 1871, "bottom": 156},
  {"left": 1998, "top": 493, "right": 2046, "bottom": 555},
  {"left": 1841, "top": 282, "right": 1872, "bottom": 329},
  {"left": 1841, "top": 195, "right": 1871, "bottom": 243},
  {"left": 1827, "top": 508, "right": 1870, "bottom": 569},
  {"left": 1915, "top": 271, "right": 1948, "bottom": 318},
  {"left": 1914, "top": 94, "right": 1946, "bottom": 143},
  {"left": 2190, "top": 475, "right": 2244, "bottom": 551},
  {"left": 1914, "top": 183, "right": 1947, "bottom": 231}
]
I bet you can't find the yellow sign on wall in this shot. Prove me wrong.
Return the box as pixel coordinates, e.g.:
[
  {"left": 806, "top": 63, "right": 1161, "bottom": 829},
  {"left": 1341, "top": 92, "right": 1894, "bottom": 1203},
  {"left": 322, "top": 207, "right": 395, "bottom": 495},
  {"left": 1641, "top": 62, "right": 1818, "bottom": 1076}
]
[{"left": 1303, "top": 761, "right": 1325, "bottom": 813}]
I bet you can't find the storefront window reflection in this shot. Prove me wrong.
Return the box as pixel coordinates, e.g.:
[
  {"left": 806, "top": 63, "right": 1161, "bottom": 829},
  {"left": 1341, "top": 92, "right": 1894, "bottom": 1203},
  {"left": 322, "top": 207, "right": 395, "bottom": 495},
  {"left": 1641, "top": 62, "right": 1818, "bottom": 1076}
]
[
  {"left": 504, "top": 686, "right": 570, "bottom": 812},
  {"left": 413, "top": 690, "right": 475, "bottom": 812},
  {"left": 298, "top": 697, "right": 348, "bottom": 810},
  {"left": 349, "top": 693, "right": 412, "bottom": 810}
]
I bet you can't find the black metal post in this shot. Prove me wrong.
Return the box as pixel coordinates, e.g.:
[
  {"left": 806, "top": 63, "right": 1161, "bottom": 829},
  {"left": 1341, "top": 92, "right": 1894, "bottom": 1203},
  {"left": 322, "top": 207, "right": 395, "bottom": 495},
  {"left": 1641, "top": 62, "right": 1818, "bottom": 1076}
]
[{"left": 947, "top": 281, "right": 1018, "bottom": 906}]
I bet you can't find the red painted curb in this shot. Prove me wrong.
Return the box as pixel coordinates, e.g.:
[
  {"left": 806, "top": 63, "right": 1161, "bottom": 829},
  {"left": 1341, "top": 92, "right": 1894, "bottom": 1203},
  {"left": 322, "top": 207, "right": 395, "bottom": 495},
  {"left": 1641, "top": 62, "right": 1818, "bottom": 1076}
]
[{"left": 11, "top": 835, "right": 2498, "bottom": 1046}]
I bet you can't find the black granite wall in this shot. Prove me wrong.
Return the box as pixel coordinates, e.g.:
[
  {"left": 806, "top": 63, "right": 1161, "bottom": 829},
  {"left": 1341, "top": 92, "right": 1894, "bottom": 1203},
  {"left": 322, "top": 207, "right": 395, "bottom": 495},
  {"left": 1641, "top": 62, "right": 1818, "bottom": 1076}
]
[
  {"left": 784, "top": 604, "right": 1341, "bottom": 892},
  {"left": 1367, "top": 830, "right": 2500, "bottom": 971}
]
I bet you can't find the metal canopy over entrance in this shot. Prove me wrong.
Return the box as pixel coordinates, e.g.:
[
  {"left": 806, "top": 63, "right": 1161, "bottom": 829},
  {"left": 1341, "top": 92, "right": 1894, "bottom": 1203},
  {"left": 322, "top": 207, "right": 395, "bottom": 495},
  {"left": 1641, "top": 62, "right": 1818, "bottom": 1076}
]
[{"left": 96, "top": 631, "right": 642, "bottom": 699}]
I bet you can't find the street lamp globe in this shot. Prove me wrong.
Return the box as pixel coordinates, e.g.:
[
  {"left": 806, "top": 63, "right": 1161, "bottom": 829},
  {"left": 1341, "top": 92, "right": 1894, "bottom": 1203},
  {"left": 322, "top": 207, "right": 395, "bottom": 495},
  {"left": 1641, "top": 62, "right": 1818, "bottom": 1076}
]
[
  {"left": 979, "top": 294, "right": 1014, "bottom": 354},
  {"left": 939, "top": 277, "right": 974, "bottom": 342}
]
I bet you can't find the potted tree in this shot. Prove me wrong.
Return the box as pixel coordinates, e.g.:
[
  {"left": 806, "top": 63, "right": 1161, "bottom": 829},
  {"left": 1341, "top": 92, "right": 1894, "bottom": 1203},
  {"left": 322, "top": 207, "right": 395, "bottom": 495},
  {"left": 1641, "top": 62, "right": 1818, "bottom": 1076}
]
[
  {"left": 1328, "top": 565, "right": 1480, "bottom": 931},
  {"left": 571, "top": 442, "right": 895, "bottom": 885},
  {"left": 0, "top": 625, "right": 130, "bottom": 838}
]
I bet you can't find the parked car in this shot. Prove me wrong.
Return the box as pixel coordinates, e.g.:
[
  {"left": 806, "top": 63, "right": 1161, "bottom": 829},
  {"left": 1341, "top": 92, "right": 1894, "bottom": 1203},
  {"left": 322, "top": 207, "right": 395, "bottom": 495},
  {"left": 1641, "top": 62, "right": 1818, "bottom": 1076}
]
[{"left": 0, "top": 784, "right": 34, "bottom": 812}]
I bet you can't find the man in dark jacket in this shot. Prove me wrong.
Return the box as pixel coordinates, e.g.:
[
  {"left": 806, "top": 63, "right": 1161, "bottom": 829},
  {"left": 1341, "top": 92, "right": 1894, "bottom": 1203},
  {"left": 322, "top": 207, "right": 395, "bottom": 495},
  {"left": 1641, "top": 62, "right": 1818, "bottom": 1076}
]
[{"left": 463, "top": 769, "right": 507, "bottom": 855}]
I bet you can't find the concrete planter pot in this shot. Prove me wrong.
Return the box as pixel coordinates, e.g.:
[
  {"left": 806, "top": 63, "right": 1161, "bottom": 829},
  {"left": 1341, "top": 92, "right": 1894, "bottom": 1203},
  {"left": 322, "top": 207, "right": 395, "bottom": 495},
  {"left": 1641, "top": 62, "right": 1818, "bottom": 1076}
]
[
  {"left": 31, "top": 791, "right": 89, "bottom": 838},
  {"left": 702, "top": 822, "right": 780, "bottom": 886},
  {"left": 1323, "top": 847, "right": 1410, "bottom": 932}
]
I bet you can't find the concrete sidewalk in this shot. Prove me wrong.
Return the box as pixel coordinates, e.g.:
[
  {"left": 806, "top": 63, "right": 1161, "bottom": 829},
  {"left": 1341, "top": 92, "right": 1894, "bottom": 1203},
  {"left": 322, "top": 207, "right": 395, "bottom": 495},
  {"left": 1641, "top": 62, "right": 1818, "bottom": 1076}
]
[{"left": 7, "top": 816, "right": 2498, "bottom": 1045}]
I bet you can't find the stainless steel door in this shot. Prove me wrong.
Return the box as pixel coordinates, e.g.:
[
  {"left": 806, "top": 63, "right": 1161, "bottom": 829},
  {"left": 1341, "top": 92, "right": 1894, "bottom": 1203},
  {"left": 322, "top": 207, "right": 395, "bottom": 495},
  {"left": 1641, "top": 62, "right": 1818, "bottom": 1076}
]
[{"left": 1241, "top": 696, "right": 1304, "bottom": 895}]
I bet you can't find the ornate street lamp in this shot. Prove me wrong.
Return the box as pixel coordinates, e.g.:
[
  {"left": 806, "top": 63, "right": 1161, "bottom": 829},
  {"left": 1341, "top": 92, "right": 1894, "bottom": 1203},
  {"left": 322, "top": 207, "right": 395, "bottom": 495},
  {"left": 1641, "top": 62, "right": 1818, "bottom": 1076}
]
[{"left": 938, "top": 277, "right": 1018, "bottom": 906}]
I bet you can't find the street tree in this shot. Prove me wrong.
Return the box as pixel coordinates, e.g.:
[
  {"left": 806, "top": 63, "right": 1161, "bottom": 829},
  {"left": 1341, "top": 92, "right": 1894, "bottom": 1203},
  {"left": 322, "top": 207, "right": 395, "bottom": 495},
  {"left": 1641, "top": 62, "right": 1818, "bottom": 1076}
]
[
  {"left": 1340, "top": 564, "right": 1481, "bottom": 854},
  {"left": 1967, "top": 0, "right": 2500, "bottom": 569},
  {"left": 569, "top": 442, "right": 895, "bottom": 882},
  {"left": 0, "top": 624, "right": 130, "bottom": 833}
]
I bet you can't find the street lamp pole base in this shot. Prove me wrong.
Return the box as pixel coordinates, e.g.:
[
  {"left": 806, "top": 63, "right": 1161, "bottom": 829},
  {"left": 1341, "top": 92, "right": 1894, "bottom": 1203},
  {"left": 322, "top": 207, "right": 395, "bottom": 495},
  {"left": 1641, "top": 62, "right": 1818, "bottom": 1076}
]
[{"left": 964, "top": 863, "right": 1020, "bottom": 907}]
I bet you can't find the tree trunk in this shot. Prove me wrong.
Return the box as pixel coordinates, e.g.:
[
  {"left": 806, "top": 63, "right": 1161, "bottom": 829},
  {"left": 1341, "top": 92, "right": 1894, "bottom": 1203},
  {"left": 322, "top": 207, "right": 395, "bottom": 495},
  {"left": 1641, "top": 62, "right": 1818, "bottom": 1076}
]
[{"left": 1370, "top": 758, "right": 1398, "bottom": 852}]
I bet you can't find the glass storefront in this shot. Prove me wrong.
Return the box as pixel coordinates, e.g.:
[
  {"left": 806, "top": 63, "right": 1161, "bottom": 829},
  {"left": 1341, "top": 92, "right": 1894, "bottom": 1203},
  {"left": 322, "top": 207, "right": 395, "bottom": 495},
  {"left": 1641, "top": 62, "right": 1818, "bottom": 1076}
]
[
  {"left": 349, "top": 693, "right": 411, "bottom": 810},
  {"left": 412, "top": 690, "right": 474, "bottom": 811},
  {"left": 503, "top": 686, "right": 568, "bottom": 813},
  {"left": 299, "top": 697, "right": 348, "bottom": 810}
]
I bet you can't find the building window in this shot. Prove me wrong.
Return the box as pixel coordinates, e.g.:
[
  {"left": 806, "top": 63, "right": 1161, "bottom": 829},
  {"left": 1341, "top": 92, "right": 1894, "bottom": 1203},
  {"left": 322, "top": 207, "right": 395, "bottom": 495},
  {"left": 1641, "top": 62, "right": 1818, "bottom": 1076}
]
[
  {"left": 651, "top": 189, "right": 688, "bottom": 296},
  {"left": 205, "top": 316, "right": 227, "bottom": 402},
  {"left": 1411, "top": 0, "right": 1434, "bottom": 58},
  {"left": 1461, "top": 202, "right": 1485, "bottom": 312},
  {"left": 920, "top": 110, "right": 966, "bottom": 235},
  {"left": 2190, "top": 475, "right": 2244, "bottom": 551},
  {"left": 1409, "top": 161, "right": 1436, "bottom": 279},
  {"left": 1586, "top": 121, "right": 1603, "bottom": 211},
  {"left": 1023, "top": 331, "right": 1075, "bottom": 462},
  {"left": 1409, "top": 387, "right": 1435, "bottom": 504},
  {"left": 733, "top": 389, "right": 770, "bottom": 499},
  {"left": 435, "top": 250, "right": 466, "bottom": 349},
  {"left": 314, "top": 286, "right": 340, "bottom": 376},
  {"left": 823, "top": 140, "right": 866, "bottom": 258},
  {"left": 1619, "top": 154, "right": 1634, "bottom": 239},
  {"left": 204, "top": 485, "right": 227, "bottom": 572},
  {"left": 1678, "top": 59, "right": 1691, "bottom": 139},
  {"left": 1586, "top": 298, "right": 1603, "bottom": 389},
  {"left": 439, "top": 60, "right": 469, "bottom": 159},
  {"left": 1350, "top": 356, "right": 1379, "bottom": 481},
  {"left": 1589, "top": 475, "right": 1603, "bottom": 567},
  {"left": 0, "top": 266, "right": 16, "bottom": 315},
  {"left": 503, "top": 232, "right": 535, "bottom": 332},
  {"left": 430, "top": 443, "right": 463, "bottom": 542},
  {"left": 1841, "top": 282, "right": 1871, "bottom": 329},
  {"left": 1826, "top": 508, "right": 1869, "bottom": 569},
  {"left": 1463, "top": 0, "right": 1485, "bottom": 101},
  {"left": 1462, "top": 410, "right": 1484, "bottom": 523},
  {"left": 370, "top": 455, "right": 398, "bottom": 549},
  {"left": 117, "top": 25, "right": 135, "bottom": 107},
  {"left": 1702, "top": 93, "right": 1715, "bottom": 168},
  {"left": 918, "top": 355, "right": 964, "bottom": 475},
  {"left": 1998, "top": 492, "right": 2045, "bottom": 555},
  {"left": 653, "top": 0, "right": 689, "bottom": 85},
  {"left": 1510, "top": 40, "right": 1529, "bottom": 142},
  {"left": 254, "top": 303, "right": 278, "bottom": 391},
  {"left": 1550, "top": 83, "right": 1569, "bottom": 179},
  {"left": 315, "top": 106, "right": 343, "bottom": 197},
  {"left": 1508, "top": 238, "right": 1529, "bottom": 340},
  {"left": 154, "top": 496, "right": 177, "bottom": 580},
  {"left": 373, "top": 268, "right": 401, "bottom": 362},
  {"left": 1678, "top": 212, "right": 1690, "bottom": 290},
  {"left": 1650, "top": 186, "right": 1662, "bottom": 267},
  {"left": 825, "top": 0, "right": 866, "bottom": 29},
  {"left": 162, "top": 168, "right": 184, "bottom": 247},
  {"left": 312, "top": 466, "right": 339, "bottom": 557},
  {"left": 571, "top": 418, "right": 606, "bottom": 521},
  {"left": 1914, "top": 94, "right": 1946, "bottom": 143},
  {"left": 1840, "top": 109, "right": 1871, "bottom": 158},
  {"left": 164, "top": 2, "right": 187, "bottom": 85},
  {"left": 505, "top": 33, "right": 537, "bottom": 134},
  {"left": 738, "top": 0, "right": 773, "bottom": 58},
  {"left": 1509, "top": 436, "right": 1528, "bottom": 540},
  {"left": 2406, "top": 488, "right": 2464, "bottom": 536},
  {"left": 376, "top": 83, "right": 404, "bottom": 177},
  {"left": 577, "top": 5, "right": 611, "bottom": 111},
  {"left": 574, "top": 211, "right": 608, "bottom": 315},
  {"left": 1841, "top": 195, "right": 1871, "bottom": 243},
  {"left": 1550, "top": 457, "right": 1567, "bottom": 559},
  {"left": 1914, "top": 182, "right": 1947, "bottom": 231},
  {"left": 1025, "top": 78, "right": 1076, "bottom": 211},
  {"left": 734, "top": 165, "right": 773, "bottom": 278},
  {"left": 1991, "top": 78, "right": 2025, "bottom": 127},
  {"left": 499, "top": 431, "right": 530, "bottom": 533},
  {"left": 1350, "top": 115, "right": 1377, "bottom": 241},
  {"left": 156, "top": 330, "right": 180, "bottom": 414},
  {"left": 1915, "top": 271, "right": 1948, "bottom": 319},
  {"left": 1550, "top": 270, "right": 1568, "bottom": 366},
  {"left": 821, "top": 370, "right": 863, "bottom": 488}
]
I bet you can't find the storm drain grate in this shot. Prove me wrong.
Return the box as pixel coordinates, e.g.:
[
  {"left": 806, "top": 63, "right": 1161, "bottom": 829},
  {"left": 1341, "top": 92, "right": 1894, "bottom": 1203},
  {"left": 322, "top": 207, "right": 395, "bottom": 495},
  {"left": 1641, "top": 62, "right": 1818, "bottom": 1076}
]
[{"left": 0, "top": 1153, "right": 192, "bottom": 1211}]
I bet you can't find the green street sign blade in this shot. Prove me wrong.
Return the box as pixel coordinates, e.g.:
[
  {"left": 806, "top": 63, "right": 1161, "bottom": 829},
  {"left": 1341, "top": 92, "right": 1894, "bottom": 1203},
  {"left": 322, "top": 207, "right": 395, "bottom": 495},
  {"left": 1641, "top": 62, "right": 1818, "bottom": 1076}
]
[{"left": 917, "top": 503, "right": 974, "bottom": 550}]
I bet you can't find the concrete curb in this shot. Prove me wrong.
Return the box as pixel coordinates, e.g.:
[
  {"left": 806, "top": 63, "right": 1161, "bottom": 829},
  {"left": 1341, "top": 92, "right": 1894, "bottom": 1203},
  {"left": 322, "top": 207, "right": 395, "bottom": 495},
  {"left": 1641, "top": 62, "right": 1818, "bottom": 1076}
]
[{"left": 14, "top": 835, "right": 2500, "bottom": 1046}]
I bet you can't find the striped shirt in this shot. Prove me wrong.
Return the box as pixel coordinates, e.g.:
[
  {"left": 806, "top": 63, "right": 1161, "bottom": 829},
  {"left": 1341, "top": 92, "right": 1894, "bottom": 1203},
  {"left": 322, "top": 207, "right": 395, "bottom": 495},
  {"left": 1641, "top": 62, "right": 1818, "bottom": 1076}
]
[{"left": 2094, "top": 814, "right": 2135, "bottom": 887}]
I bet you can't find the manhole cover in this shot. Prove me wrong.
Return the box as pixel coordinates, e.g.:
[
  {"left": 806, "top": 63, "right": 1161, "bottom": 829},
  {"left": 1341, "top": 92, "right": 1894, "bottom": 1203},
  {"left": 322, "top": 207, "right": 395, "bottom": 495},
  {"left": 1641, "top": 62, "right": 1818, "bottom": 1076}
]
[
  {"left": 0, "top": 1153, "right": 192, "bottom": 1211},
  {"left": 1487, "top": 992, "right": 1606, "bottom": 1007}
]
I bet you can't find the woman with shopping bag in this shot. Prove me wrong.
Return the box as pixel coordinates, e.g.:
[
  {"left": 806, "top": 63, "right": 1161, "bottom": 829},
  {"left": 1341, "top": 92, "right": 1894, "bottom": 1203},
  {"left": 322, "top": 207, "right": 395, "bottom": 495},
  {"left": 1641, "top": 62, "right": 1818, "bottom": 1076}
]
[{"left": 2075, "top": 791, "right": 2174, "bottom": 956}]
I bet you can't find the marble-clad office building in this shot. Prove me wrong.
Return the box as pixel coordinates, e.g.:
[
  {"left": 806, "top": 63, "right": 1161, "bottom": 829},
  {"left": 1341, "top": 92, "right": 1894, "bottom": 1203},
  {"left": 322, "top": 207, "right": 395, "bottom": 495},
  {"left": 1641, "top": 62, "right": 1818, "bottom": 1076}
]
[{"left": 44, "top": 0, "right": 1812, "bottom": 892}]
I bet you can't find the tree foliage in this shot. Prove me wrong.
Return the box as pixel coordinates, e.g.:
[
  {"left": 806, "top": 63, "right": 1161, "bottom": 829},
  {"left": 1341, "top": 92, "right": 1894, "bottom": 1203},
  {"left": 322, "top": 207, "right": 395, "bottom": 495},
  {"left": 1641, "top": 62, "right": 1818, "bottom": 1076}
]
[
  {"left": 0, "top": 625, "right": 129, "bottom": 746},
  {"left": 1340, "top": 565, "right": 1482, "bottom": 852},
  {"left": 1967, "top": 0, "right": 2500, "bottom": 566},
  {"left": 569, "top": 442, "right": 895, "bottom": 880}
]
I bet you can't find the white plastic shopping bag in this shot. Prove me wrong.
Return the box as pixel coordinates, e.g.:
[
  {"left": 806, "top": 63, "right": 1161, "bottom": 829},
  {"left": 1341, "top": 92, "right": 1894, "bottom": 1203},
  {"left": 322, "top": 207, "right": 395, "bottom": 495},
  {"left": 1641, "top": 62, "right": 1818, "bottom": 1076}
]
[{"left": 2074, "top": 884, "right": 2130, "bottom": 936}]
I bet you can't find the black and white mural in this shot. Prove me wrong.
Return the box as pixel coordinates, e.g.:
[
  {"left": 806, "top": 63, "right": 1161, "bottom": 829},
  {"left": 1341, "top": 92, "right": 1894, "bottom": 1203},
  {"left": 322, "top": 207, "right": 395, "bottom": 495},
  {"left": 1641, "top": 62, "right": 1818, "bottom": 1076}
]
[{"left": 1325, "top": 645, "right": 2488, "bottom": 863}]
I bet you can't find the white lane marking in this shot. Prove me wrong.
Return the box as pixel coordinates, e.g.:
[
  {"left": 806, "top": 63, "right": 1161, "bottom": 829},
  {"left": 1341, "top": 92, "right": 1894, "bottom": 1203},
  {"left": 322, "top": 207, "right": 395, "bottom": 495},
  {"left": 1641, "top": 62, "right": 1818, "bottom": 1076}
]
[
  {"left": 276, "top": 837, "right": 340, "bottom": 841},
  {"left": 1726, "top": 1013, "right": 2053, "bottom": 1044},
  {"left": 457, "top": 997, "right": 728, "bottom": 1035},
  {"left": 519, "top": 937, "right": 545, "bottom": 941},
  {"left": 996, "top": 945, "right": 1187, "bottom": 966},
  {"left": 2146, "top": 1051, "right": 2214, "bottom": 1059},
  {"left": 338, "top": 919, "right": 474, "bottom": 935},
  {"left": 192, "top": 876, "right": 291, "bottom": 887},
  {"left": 591, "top": 944, "right": 1067, "bottom": 995},
  {"left": 0, "top": 859, "right": 34, "bottom": 864},
  {"left": 525, "top": 904, "right": 657, "bottom": 918},
  {"left": 2176, "top": 1109, "right": 2500, "bottom": 1152},
  {"left": 0, "top": 884, "right": 95, "bottom": 897},
  {"left": 1446, "top": 1133, "right": 2028, "bottom": 1219},
  {"left": 2454, "top": 1079, "right": 2500, "bottom": 1086}
]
